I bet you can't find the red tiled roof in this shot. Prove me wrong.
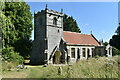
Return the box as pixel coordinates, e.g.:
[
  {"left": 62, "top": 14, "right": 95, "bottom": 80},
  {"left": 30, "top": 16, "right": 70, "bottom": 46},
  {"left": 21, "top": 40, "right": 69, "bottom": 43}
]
[{"left": 63, "top": 31, "right": 100, "bottom": 46}]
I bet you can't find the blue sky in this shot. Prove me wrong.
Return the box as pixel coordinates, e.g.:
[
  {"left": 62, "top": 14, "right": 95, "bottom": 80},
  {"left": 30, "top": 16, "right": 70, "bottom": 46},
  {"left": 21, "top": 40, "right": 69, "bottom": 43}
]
[{"left": 27, "top": 2, "right": 118, "bottom": 42}]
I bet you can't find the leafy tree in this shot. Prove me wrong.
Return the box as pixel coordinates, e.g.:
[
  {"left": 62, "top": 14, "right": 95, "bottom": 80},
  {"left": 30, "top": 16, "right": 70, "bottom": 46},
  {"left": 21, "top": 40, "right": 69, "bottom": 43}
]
[
  {"left": 109, "top": 23, "right": 120, "bottom": 50},
  {"left": 0, "top": 1, "right": 24, "bottom": 64},
  {"left": 63, "top": 14, "right": 81, "bottom": 33},
  {"left": 2, "top": 47, "right": 24, "bottom": 64},
  {"left": 4, "top": 2, "right": 33, "bottom": 39},
  {"left": 103, "top": 42, "right": 108, "bottom": 46},
  {"left": 115, "top": 24, "right": 120, "bottom": 35},
  {"left": 0, "top": 1, "right": 17, "bottom": 48},
  {"left": 112, "top": 47, "right": 120, "bottom": 56},
  {"left": 3, "top": 2, "right": 33, "bottom": 58}
]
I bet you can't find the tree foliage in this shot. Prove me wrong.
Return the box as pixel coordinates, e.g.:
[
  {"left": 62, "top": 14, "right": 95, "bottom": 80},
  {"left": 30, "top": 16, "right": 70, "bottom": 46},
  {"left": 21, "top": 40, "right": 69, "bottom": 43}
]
[
  {"left": 1, "top": 12, "right": 17, "bottom": 48},
  {"left": 115, "top": 24, "right": 120, "bottom": 35},
  {"left": 112, "top": 47, "right": 120, "bottom": 56},
  {"left": 2, "top": 47, "right": 24, "bottom": 64},
  {"left": 3, "top": 2, "right": 33, "bottom": 58},
  {"left": 109, "top": 23, "right": 120, "bottom": 50},
  {"left": 103, "top": 42, "right": 108, "bottom": 46},
  {"left": 4, "top": 2, "right": 33, "bottom": 39},
  {"left": 0, "top": 1, "right": 24, "bottom": 64},
  {"left": 63, "top": 14, "right": 81, "bottom": 33}
]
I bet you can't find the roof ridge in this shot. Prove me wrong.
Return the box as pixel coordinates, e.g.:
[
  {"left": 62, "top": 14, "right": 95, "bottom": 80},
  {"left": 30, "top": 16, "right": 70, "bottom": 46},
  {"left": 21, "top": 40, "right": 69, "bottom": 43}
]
[{"left": 63, "top": 31, "right": 91, "bottom": 35}]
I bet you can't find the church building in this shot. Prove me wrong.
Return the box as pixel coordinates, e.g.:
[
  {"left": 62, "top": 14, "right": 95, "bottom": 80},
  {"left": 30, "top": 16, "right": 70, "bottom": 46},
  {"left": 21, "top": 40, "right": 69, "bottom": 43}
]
[{"left": 30, "top": 5, "right": 112, "bottom": 65}]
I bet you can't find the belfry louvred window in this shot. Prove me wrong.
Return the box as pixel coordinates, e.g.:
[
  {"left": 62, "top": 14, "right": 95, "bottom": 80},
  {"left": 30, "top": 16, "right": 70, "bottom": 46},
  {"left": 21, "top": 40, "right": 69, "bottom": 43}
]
[{"left": 53, "top": 17, "right": 57, "bottom": 25}]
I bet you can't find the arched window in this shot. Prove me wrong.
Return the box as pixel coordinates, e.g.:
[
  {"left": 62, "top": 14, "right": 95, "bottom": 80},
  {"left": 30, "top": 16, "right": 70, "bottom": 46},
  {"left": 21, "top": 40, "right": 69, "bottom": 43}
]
[
  {"left": 82, "top": 48, "right": 86, "bottom": 57},
  {"left": 71, "top": 48, "right": 75, "bottom": 58},
  {"left": 53, "top": 17, "right": 57, "bottom": 25}
]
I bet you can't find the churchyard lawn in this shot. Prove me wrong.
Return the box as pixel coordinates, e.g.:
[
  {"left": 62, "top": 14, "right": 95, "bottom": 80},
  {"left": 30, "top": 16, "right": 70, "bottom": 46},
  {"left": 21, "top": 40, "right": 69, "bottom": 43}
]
[{"left": 2, "top": 55, "right": 119, "bottom": 78}]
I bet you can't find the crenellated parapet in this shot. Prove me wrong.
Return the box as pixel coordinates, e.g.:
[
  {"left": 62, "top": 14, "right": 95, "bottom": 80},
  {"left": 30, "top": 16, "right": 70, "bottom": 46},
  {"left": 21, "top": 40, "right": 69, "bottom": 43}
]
[{"left": 34, "top": 4, "right": 63, "bottom": 17}]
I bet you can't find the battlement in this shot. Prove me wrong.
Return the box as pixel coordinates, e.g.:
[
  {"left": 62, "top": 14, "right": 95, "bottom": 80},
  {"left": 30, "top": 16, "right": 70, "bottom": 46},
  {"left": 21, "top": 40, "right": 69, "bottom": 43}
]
[{"left": 34, "top": 4, "right": 63, "bottom": 17}]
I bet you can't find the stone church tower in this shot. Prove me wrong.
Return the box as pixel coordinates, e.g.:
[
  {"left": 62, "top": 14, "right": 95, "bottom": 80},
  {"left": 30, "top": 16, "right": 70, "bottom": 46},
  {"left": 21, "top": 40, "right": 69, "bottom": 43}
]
[{"left": 30, "top": 5, "right": 65, "bottom": 65}]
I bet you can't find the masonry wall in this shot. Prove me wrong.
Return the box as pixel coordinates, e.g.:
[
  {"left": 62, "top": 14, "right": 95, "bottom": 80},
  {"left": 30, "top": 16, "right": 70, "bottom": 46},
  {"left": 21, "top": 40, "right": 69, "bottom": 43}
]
[
  {"left": 66, "top": 45, "right": 95, "bottom": 62},
  {"left": 94, "top": 46, "right": 106, "bottom": 57},
  {"left": 30, "top": 12, "right": 47, "bottom": 65},
  {"left": 46, "top": 12, "right": 63, "bottom": 63},
  {"left": 30, "top": 9, "right": 64, "bottom": 64}
]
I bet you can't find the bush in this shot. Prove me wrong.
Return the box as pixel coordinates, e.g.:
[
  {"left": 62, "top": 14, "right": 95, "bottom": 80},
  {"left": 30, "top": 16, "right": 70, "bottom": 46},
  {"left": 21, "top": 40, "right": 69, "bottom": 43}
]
[
  {"left": 112, "top": 47, "right": 120, "bottom": 56},
  {"left": 2, "top": 47, "right": 24, "bottom": 64}
]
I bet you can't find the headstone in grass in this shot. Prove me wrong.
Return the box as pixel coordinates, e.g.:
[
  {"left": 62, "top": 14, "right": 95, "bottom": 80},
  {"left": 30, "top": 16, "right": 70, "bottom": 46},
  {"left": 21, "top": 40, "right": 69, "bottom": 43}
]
[
  {"left": 58, "top": 66, "right": 62, "bottom": 75},
  {"left": 44, "top": 64, "right": 47, "bottom": 67},
  {"left": 17, "top": 69, "right": 20, "bottom": 72}
]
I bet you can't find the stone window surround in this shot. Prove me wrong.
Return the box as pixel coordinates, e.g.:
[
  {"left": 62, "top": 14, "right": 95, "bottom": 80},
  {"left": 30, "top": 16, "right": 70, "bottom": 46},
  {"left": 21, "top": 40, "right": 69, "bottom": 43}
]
[
  {"left": 67, "top": 46, "right": 95, "bottom": 60},
  {"left": 71, "top": 48, "right": 75, "bottom": 58},
  {"left": 53, "top": 17, "right": 57, "bottom": 25}
]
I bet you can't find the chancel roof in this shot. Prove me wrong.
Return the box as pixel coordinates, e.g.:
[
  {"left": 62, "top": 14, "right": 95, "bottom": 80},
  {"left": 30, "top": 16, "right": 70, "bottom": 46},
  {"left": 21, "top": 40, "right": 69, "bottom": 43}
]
[{"left": 63, "top": 31, "right": 100, "bottom": 46}]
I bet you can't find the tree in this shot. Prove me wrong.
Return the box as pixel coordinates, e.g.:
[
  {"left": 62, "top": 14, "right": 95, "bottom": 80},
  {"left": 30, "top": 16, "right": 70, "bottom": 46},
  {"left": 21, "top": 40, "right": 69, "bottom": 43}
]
[
  {"left": 116, "top": 24, "right": 120, "bottom": 35},
  {"left": 0, "top": 0, "right": 24, "bottom": 64},
  {"left": 112, "top": 47, "right": 120, "bottom": 56},
  {"left": 4, "top": 2, "right": 33, "bottom": 39},
  {"left": 103, "top": 42, "right": 108, "bottom": 46},
  {"left": 109, "top": 23, "right": 120, "bottom": 50},
  {"left": 3, "top": 2, "right": 33, "bottom": 58},
  {"left": 0, "top": 1, "right": 17, "bottom": 48},
  {"left": 63, "top": 14, "right": 81, "bottom": 33}
]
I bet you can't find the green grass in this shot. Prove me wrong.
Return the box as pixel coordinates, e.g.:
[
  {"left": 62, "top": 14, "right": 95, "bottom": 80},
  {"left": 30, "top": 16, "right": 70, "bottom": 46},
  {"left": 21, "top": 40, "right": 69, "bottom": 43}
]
[{"left": 2, "top": 55, "right": 119, "bottom": 78}]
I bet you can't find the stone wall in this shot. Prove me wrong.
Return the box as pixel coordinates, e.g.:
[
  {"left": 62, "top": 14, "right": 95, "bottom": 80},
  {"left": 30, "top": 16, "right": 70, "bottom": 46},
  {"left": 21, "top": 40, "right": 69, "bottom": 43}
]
[
  {"left": 30, "top": 11, "right": 46, "bottom": 65},
  {"left": 46, "top": 9, "right": 63, "bottom": 64},
  {"left": 94, "top": 46, "right": 106, "bottom": 57},
  {"left": 66, "top": 45, "right": 95, "bottom": 62},
  {"left": 30, "top": 8, "right": 64, "bottom": 65}
]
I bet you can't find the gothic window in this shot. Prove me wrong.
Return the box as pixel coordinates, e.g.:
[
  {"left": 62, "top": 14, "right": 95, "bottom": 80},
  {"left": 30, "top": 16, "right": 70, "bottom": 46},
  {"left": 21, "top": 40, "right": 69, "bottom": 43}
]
[
  {"left": 82, "top": 48, "right": 86, "bottom": 57},
  {"left": 53, "top": 17, "right": 57, "bottom": 25},
  {"left": 71, "top": 48, "right": 75, "bottom": 58}
]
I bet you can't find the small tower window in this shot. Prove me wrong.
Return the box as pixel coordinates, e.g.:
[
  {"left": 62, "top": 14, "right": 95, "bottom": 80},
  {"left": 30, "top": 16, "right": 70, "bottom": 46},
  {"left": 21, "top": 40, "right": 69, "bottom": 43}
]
[
  {"left": 58, "top": 29, "right": 60, "bottom": 33},
  {"left": 53, "top": 17, "right": 57, "bottom": 25}
]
